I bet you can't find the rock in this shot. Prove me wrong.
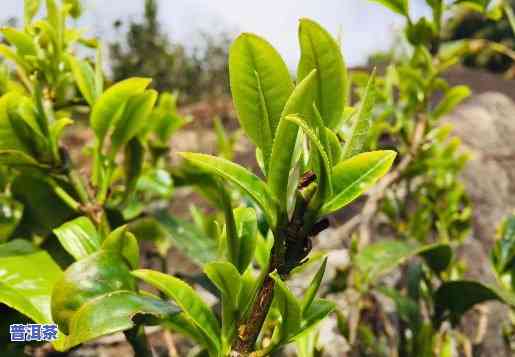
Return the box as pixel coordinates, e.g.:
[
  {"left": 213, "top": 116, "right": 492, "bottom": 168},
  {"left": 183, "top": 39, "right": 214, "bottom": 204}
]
[
  {"left": 446, "top": 92, "right": 515, "bottom": 247},
  {"left": 446, "top": 92, "right": 515, "bottom": 357}
]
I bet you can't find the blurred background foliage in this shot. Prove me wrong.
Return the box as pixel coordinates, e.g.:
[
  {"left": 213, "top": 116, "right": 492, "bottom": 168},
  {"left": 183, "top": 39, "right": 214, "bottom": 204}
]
[{"left": 109, "top": 0, "right": 230, "bottom": 103}]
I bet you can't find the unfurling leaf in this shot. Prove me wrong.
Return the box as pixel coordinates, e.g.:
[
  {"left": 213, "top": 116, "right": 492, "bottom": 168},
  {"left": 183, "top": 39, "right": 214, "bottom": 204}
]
[
  {"left": 268, "top": 69, "right": 318, "bottom": 212},
  {"left": 342, "top": 72, "right": 376, "bottom": 160}
]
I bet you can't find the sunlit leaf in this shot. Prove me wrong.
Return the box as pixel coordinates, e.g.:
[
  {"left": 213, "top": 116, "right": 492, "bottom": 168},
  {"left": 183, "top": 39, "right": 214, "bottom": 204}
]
[
  {"left": 102, "top": 225, "right": 140, "bottom": 269},
  {"left": 57, "top": 291, "right": 179, "bottom": 351},
  {"left": 90, "top": 77, "right": 151, "bottom": 145},
  {"left": 321, "top": 150, "right": 396, "bottom": 215},
  {"left": 0, "top": 240, "right": 63, "bottom": 325},
  {"left": 229, "top": 33, "right": 293, "bottom": 167},
  {"left": 298, "top": 18, "right": 347, "bottom": 129},
  {"left": 53, "top": 216, "right": 101, "bottom": 261},
  {"left": 132, "top": 269, "right": 221, "bottom": 352},
  {"left": 68, "top": 55, "right": 97, "bottom": 106},
  {"left": 342, "top": 72, "right": 376, "bottom": 160},
  {"left": 180, "top": 152, "right": 277, "bottom": 226},
  {"left": 292, "top": 299, "right": 335, "bottom": 341},
  {"left": 110, "top": 90, "right": 157, "bottom": 155},
  {"left": 51, "top": 251, "right": 136, "bottom": 334}
]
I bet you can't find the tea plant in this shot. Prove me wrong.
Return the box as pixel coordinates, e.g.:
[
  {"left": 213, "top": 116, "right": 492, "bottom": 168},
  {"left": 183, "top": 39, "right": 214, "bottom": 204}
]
[
  {"left": 0, "top": 1, "right": 396, "bottom": 356},
  {"left": 134, "top": 18, "right": 396, "bottom": 356}
]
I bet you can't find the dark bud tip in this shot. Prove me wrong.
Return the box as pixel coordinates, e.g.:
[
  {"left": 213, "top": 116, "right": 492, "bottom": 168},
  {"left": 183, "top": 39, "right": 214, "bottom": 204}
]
[{"left": 298, "top": 170, "right": 316, "bottom": 189}]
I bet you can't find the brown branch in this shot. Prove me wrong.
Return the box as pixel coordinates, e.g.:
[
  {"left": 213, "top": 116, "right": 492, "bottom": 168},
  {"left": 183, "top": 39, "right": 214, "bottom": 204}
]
[
  {"left": 231, "top": 187, "right": 315, "bottom": 354},
  {"left": 232, "top": 270, "right": 276, "bottom": 355}
]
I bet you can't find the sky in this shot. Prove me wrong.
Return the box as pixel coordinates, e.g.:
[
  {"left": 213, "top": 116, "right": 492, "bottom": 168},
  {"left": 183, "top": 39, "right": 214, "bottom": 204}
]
[{"left": 1, "top": 0, "right": 432, "bottom": 68}]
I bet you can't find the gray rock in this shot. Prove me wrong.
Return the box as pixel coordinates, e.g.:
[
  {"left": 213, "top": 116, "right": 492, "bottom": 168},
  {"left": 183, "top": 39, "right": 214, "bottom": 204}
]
[
  {"left": 446, "top": 92, "right": 515, "bottom": 247},
  {"left": 446, "top": 92, "right": 515, "bottom": 357}
]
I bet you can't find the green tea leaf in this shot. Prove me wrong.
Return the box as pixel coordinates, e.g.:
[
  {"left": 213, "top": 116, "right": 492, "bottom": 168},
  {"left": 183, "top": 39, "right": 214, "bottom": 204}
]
[
  {"left": 370, "top": 0, "right": 409, "bottom": 16},
  {"left": 0, "top": 44, "right": 31, "bottom": 70},
  {"left": 0, "top": 149, "right": 47, "bottom": 168},
  {"left": 204, "top": 261, "right": 242, "bottom": 309},
  {"left": 286, "top": 114, "right": 333, "bottom": 202},
  {"left": 420, "top": 243, "right": 453, "bottom": 274},
  {"left": 270, "top": 272, "right": 302, "bottom": 340},
  {"left": 68, "top": 55, "right": 97, "bottom": 106},
  {"left": 342, "top": 72, "right": 376, "bottom": 160},
  {"left": 132, "top": 269, "right": 221, "bottom": 352},
  {"left": 110, "top": 89, "right": 157, "bottom": 155},
  {"left": 354, "top": 240, "right": 452, "bottom": 284},
  {"left": 433, "top": 280, "right": 515, "bottom": 327},
  {"left": 51, "top": 251, "right": 136, "bottom": 334},
  {"left": 234, "top": 207, "right": 258, "bottom": 273},
  {"left": 268, "top": 69, "right": 318, "bottom": 212},
  {"left": 0, "top": 28, "right": 37, "bottom": 57},
  {"left": 102, "top": 225, "right": 140, "bottom": 269},
  {"left": 90, "top": 77, "right": 151, "bottom": 145},
  {"left": 180, "top": 152, "right": 277, "bottom": 227},
  {"left": 122, "top": 137, "right": 145, "bottom": 205},
  {"left": 63, "top": 0, "right": 82, "bottom": 18},
  {"left": 297, "top": 18, "right": 347, "bottom": 129},
  {"left": 322, "top": 150, "right": 396, "bottom": 215},
  {"left": 53, "top": 216, "right": 101, "bottom": 261},
  {"left": 58, "top": 291, "right": 179, "bottom": 351},
  {"left": 326, "top": 128, "right": 342, "bottom": 165},
  {"left": 12, "top": 174, "right": 76, "bottom": 236},
  {"left": 301, "top": 257, "right": 327, "bottom": 314},
  {"left": 432, "top": 85, "right": 470, "bottom": 119},
  {"left": 292, "top": 298, "right": 335, "bottom": 341},
  {"left": 153, "top": 210, "right": 217, "bottom": 265},
  {"left": 0, "top": 240, "right": 62, "bottom": 324},
  {"left": 49, "top": 117, "right": 73, "bottom": 146},
  {"left": 229, "top": 33, "right": 293, "bottom": 166},
  {"left": 24, "top": 0, "right": 41, "bottom": 24},
  {"left": 491, "top": 214, "right": 515, "bottom": 274},
  {"left": 0, "top": 92, "right": 32, "bottom": 154}
]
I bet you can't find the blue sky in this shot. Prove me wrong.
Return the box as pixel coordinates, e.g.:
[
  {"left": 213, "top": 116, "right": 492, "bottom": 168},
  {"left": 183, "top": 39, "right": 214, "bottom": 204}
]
[{"left": 2, "top": 0, "right": 431, "bottom": 68}]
